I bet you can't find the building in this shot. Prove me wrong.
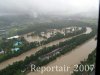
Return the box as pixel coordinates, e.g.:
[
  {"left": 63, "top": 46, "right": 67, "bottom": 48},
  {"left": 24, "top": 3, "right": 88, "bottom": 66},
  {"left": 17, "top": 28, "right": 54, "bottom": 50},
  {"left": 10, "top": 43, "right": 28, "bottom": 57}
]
[
  {"left": 11, "top": 48, "right": 20, "bottom": 52},
  {"left": 0, "top": 49, "right": 4, "bottom": 54},
  {"left": 7, "top": 35, "right": 19, "bottom": 40},
  {"left": 14, "top": 41, "right": 22, "bottom": 47},
  {"left": 11, "top": 41, "right": 22, "bottom": 52}
]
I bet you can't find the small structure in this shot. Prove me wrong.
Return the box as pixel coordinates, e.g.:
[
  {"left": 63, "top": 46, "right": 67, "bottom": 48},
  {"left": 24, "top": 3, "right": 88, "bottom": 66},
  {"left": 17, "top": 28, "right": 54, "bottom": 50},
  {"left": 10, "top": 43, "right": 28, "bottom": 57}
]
[
  {"left": 41, "top": 32, "right": 45, "bottom": 36},
  {"left": 11, "top": 48, "right": 20, "bottom": 52},
  {"left": 14, "top": 41, "right": 22, "bottom": 47},
  {"left": 11, "top": 41, "right": 22, "bottom": 52},
  {"left": 7, "top": 35, "right": 19, "bottom": 40},
  {"left": 0, "top": 49, "right": 4, "bottom": 54}
]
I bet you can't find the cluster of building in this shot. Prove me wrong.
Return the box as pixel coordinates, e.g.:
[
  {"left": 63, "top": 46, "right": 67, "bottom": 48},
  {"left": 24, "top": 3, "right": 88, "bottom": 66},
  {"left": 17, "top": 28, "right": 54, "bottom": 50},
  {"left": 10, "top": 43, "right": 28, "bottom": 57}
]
[
  {"left": 11, "top": 41, "right": 22, "bottom": 52},
  {"left": 0, "top": 35, "right": 23, "bottom": 55},
  {"left": 40, "top": 27, "right": 82, "bottom": 38}
]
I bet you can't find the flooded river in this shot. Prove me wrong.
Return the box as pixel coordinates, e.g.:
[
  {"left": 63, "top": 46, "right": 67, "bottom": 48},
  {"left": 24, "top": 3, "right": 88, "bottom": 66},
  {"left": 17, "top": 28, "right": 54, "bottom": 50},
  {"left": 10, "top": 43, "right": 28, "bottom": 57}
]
[
  {"left": 27, "top": 38, "right": 97, "bottom": 75},
  {"left": 0, "top": 27, "right": 94, "bottom": 71},
  {"left": 0, "top": 36, "right": 74, "bottom": 70}
]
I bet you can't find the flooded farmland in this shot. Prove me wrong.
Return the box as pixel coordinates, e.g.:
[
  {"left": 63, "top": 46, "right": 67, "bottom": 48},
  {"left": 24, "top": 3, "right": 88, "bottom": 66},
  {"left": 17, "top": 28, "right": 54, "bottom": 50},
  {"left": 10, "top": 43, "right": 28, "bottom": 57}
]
[{"left": 23, "top": 26, "right": 83, "bottom": 42}]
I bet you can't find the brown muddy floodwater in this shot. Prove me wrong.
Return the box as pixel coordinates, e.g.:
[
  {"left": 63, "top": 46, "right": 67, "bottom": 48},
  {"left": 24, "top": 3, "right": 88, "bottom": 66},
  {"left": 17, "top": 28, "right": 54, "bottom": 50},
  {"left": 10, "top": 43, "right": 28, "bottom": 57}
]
[
  {"left": 23, "top": 35, "right": 45, "bottom": 42},
  {"left": 0, "top": 36, "right": 73, "bottom": 70},
  {"left": 23, "top": 26, "right": 83, "bottom": 42},
  {"left": 0, "top": 27, "right": 93, "bottom": 71},
  {"left": 84, "top": 27, "right": 92, "bottom": 34},
  {"left": 27, "top": 38, "right": 97, "bottom": 75}
]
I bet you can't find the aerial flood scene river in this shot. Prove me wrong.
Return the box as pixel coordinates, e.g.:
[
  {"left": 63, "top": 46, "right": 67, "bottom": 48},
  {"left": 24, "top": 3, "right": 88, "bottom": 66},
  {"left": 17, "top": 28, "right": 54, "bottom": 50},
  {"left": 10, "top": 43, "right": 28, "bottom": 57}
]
[
  {"left": 0, "top": 0, "right": 98, "bottom": 75},
  {"left": 28, "top": 39, "right": 96, "bottom": 75},
  {"left": 27, "top": 28, "right": 97, "bottom": 75}
]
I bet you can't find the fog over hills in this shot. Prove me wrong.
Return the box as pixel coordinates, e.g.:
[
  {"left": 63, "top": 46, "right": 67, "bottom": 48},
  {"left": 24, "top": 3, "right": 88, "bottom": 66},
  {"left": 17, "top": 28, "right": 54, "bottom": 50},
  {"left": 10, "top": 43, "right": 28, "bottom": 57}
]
[
  {"left": 0, "top": 0, "right": 99, "bottom": 16},
  {"left": 0, "top": 0, "right": 99, "bottom": 26}
]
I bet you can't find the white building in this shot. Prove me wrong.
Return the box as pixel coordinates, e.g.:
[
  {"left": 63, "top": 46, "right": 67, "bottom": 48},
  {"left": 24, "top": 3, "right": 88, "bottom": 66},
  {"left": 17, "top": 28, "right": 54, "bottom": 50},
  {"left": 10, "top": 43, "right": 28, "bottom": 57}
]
[
  {"left": 0, "top": 50, "right": 4, "bottom": 54},
  {"left": 7, "top": 35, "right": 19, "bottom": 39}
]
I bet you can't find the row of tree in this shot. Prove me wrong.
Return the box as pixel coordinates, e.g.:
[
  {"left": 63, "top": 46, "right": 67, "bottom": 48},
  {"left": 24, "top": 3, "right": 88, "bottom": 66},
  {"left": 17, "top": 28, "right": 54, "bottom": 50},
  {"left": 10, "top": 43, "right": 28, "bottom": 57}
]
[{"left": 38, "top": 26, "right": 86, "bottom": 45}]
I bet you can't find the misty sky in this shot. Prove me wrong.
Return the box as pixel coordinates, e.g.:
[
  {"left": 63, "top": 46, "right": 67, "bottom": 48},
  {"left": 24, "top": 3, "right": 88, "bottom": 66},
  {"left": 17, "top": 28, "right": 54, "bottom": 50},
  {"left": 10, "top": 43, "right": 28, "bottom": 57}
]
[{"left": 0, "top": 0, "right": 99, "bottom": 16}]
